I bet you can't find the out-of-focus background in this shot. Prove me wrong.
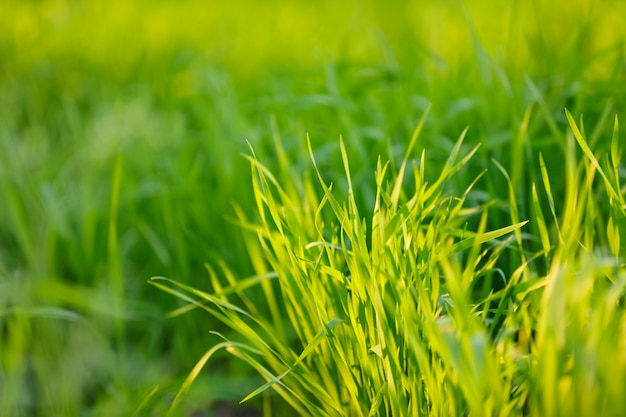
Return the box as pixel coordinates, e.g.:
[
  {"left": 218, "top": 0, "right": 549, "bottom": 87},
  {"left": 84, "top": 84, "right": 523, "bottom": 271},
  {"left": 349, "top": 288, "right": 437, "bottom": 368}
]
[{"left": 1, "top": 0, "right": 624, "bottom": 415}]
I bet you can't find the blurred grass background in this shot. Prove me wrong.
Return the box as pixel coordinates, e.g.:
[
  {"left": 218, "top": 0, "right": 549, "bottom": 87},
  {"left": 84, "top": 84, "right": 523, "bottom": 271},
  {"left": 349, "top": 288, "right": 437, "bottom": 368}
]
[{"left": 0, "top": 0, "right": 625, "bottom": 415}]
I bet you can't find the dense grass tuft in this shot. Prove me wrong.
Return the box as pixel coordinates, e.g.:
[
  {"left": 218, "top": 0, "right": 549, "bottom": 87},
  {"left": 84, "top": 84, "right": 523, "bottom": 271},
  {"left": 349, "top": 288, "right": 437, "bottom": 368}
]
[
  {"left": 155, "top": 111, "right": 626, "bottom": 416},
  {"left": 2, "top": 0, "right": 626, "bottom": 415}
]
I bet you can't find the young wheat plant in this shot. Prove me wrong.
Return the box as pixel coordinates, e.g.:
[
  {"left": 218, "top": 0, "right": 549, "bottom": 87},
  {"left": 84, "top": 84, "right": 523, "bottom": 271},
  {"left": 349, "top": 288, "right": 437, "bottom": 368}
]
[{"left": 152, "top": 110, "right": 626, "bottom": 416}]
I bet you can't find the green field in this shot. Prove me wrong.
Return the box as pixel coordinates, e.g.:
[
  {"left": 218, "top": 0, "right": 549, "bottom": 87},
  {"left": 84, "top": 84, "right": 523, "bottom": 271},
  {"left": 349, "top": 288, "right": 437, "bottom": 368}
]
[{"left": 1, "top": 0, "right": 626, "bottom": 415}]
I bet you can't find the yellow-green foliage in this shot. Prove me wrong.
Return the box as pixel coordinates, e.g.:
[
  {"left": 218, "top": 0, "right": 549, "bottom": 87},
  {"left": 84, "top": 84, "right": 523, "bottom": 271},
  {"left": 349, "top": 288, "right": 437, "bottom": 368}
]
[
  {"left": 1, "top": 1, "right": 626, "bottom": 415},
  {"left": 156, "top": 112, "right": 626, "bottom": 416},
  {"left": 2, "top": 0, "right": 624, "bottom": 80}
]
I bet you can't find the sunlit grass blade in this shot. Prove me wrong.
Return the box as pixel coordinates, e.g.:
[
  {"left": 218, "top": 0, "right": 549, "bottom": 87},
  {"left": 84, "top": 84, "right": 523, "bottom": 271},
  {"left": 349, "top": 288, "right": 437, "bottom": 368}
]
[
  {"left": 566, "top": 109, "right": 623, "bottom": 204},
  {"left": 390, "top": 106, "right": 430, "bottom": 208}
]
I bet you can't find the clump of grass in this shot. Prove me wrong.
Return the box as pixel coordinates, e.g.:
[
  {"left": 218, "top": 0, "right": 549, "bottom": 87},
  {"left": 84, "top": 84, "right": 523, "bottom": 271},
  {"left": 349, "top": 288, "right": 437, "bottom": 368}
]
[
  {"left": 153, "top": 109, "right": 626, "bottom": 416},
  {"left": 3, "top": 1, "right": 625, "bottom": 414}
]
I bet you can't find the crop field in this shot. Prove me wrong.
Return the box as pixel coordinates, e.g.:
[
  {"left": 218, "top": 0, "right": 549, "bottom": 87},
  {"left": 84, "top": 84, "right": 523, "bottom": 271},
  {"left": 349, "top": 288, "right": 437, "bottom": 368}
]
[{"left": 1, "top": 0, "right": 626, "bottom": 416}]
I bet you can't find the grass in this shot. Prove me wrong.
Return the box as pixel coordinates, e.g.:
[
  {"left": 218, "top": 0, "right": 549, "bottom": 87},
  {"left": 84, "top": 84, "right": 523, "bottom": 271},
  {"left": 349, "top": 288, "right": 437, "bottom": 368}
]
[
  {"left": 1, "top": 0, "right": 625, "bottom": 415},
  {"left": 153, "top": 109, "right": 626, "bottom": 416}
]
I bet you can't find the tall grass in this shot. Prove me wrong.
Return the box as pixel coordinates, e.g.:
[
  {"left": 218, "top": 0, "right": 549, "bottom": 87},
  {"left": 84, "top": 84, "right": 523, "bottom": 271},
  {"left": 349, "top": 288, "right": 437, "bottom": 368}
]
[
  {"left": 154, "top": 109, "right": 625, "bottom": 415},
  {"left": 1, "top": 0, "right": 626, "bottom": 415}
]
